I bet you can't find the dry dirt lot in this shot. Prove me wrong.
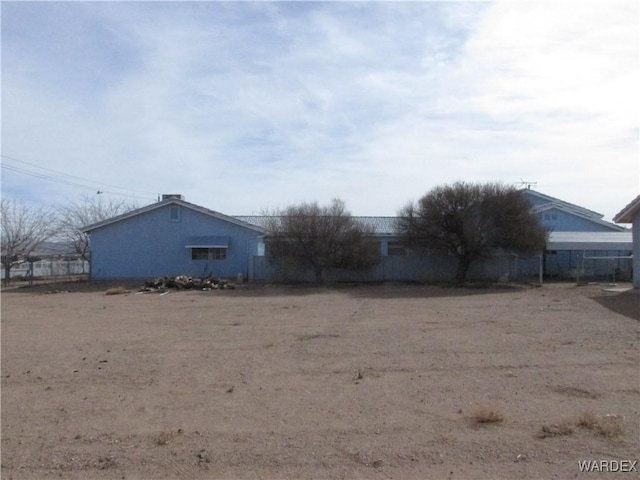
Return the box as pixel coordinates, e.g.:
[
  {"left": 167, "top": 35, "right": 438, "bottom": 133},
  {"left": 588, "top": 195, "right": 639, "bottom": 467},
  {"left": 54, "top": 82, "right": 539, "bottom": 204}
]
[{"left": 1, "top": 281, "right": 638, "bottom": 479}]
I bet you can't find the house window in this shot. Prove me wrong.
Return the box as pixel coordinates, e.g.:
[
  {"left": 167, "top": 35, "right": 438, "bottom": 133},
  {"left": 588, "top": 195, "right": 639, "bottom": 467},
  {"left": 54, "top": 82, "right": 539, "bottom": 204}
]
[
  {"left": 191, "top": 247, "right": 227, "bottom": 260},
  {"left": 169, "top": 206, "right": 181, "bottom": 222},
  {"left": 387, "top": 241, "right": 408, "bottom": 256}
]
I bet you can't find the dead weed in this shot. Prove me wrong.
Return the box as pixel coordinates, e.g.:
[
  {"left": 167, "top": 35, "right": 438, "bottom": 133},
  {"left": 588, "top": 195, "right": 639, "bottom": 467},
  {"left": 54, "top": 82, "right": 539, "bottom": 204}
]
[
  {"left": 538, "top": 411, "right": 623, "bottom": 439},
  {"left": 537, "top": 419, "right": 574, "bottom": 438},
  {"left": 105, "top": 286, "right": 129, "bottom": 296},
  {"left": 577, "top": 411, "right": 623, "bottom": 438},
  {"left": 470, "top": 407, "right": 504, "bottom": 424},
  {"left": 154, "top": 429, "right": 183, "bottom": 446}
]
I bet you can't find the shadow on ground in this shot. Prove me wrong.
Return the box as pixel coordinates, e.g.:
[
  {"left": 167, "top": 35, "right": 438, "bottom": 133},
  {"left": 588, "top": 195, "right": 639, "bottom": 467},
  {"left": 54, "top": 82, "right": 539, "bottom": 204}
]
[
  {"left": 1, "top": 279, "right": 141, "bottom": 294},
  {"left": 183, "top": 282, "right": 530, "bottom": 299},
  {"left": 1, "top": 280, "right": 531, "bottom": 299},
  {"left": 591, "top": 290, "right": 640, "bottom": 321},
  {"left": 343, "top": 282, "right": 531, "bottom": 299}
]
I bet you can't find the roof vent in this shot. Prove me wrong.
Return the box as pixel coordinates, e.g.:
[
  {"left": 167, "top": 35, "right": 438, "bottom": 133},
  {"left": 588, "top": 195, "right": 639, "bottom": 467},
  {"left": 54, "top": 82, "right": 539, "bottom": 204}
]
[{"left": 162, "top": 194, "right": 185, "bottom": 201}]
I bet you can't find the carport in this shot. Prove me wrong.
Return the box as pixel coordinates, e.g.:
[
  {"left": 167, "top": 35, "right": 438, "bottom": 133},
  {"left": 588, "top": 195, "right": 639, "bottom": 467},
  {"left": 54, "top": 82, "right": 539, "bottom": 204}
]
[{"left": 544, "top": 231, "right": 633, "bottom": 282}]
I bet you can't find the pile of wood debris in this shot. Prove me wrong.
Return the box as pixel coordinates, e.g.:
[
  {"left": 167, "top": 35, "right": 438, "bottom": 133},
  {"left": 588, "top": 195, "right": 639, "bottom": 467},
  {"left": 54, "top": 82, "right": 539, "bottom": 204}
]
[{"left": 138, "top": 275, "right": 236, "bottom": 293}]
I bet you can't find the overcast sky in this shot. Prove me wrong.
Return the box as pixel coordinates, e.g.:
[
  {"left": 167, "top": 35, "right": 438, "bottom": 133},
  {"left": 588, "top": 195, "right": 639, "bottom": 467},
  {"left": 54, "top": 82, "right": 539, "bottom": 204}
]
[{"left": 2, "top": 1, "right": 638, "bottom": 221}]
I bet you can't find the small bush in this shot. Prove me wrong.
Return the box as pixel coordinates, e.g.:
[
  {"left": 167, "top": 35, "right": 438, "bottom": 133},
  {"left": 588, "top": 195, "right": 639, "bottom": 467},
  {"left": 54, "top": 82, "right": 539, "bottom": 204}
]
[
  {"left": 471, "top": 407, "right": 504, "bottom": 424},
  {"left": 105, "top": 286, "right": 129, "bottom": 295},
  {"left": 537, "top": 420, "right": 574, "bottom": 438},
  {"left": 538, "top": 412, "right": 624, "bottom": 439},
  {"left": 576, "top": 411, "right": 599, "bottom": 430},
  {"left": 577, "top": 411, "right": 623, "bottom": 437},
  {"left": 155, "top": 429, "right": 181, "bottom": 445}
]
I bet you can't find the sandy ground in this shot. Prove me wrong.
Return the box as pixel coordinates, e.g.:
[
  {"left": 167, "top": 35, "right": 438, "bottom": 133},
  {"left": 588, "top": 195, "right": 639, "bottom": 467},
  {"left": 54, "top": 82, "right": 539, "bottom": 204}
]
[{"left": 1, "top": 281, "right": 638, "bottom": 479}]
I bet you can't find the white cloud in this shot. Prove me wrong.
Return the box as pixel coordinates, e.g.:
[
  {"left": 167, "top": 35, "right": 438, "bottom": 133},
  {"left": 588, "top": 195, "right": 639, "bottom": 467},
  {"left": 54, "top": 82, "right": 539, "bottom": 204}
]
[
  {"left": 2, "top": 1, "right": 637, "bottom": 220},
  {"left": 457, "top": 1, "right": 638, "bottom": 211}
]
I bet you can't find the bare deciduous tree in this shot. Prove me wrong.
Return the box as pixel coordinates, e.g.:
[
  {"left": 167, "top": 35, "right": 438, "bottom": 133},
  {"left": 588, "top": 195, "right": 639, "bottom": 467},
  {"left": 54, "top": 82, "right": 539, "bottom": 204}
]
[
  {"left": 1, "top": 199, "right": 60, "bottom": 285},
  {"left": 264, "top": 199, "right": 379, "bottom": 283},
  {"left": 398, "top": 182, "right": 547, "bottom": 283},
  {"left": 59, "top": 195, "right": 137, "bottom": 263}
]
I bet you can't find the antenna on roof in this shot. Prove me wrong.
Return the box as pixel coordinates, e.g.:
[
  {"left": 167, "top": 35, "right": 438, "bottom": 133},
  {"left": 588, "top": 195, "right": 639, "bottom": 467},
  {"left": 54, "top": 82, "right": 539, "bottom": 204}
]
[{"left": 517, "top": 179, "right": 537, "bottom": 190}]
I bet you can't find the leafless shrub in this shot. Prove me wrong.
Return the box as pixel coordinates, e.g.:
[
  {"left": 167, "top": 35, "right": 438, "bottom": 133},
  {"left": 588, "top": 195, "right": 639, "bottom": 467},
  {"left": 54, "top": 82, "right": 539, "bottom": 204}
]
[
  {"left": 538, "top": 412, "right": 624, "bottom": 439},
  {"left": 597, "top": 416, "right": 623, "bottom": 437},
  {"left": 263, "top": 199, "right": 380, "bottom": 283},
  {"left": 105, "top": 286, "right": 129, "bottom": 295},
  {"left": 577, "top": 411, "right": 623, "bottom": 437},
  {"left": 471, "top": 407, "right": 504, "bottom": 424},
  {"left": 397, "top": 182, "right": 547, "bottom": 283},
  {"left": 537, "top": 419, "right": 574, "bottom": 438},
  {"left": 576, "top": 411, "right": 600, "bottom": 430},
  {"left": 154, "top": 429, "right": 181, "bottom": 445}
]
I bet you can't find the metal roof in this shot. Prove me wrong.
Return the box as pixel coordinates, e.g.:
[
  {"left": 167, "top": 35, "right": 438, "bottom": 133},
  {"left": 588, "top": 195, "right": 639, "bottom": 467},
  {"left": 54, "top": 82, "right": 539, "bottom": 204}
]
[
  {"left": 353, "top": 217, "right": 398, "bottom": 235},
  {"left": 234, "top": 216, "right": 399, "bottom": 236},
  {"left": 236, "top": 216, "right": 633, "bottom": 248},
  {"left": 523, "top": 189, "right": 604, "bottom": 219},
  {"left": 613, "top": 194, "right": 640, "bottom": 224},
  {"left": 546, "top": 232, "right": 633, "bottom": 251}
]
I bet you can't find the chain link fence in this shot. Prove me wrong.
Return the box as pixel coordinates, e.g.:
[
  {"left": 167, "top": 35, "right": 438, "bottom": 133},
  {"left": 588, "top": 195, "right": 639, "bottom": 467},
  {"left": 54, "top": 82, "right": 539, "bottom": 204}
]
[{"left": 2, "top": 258, "right": 90, "bottom": 284}]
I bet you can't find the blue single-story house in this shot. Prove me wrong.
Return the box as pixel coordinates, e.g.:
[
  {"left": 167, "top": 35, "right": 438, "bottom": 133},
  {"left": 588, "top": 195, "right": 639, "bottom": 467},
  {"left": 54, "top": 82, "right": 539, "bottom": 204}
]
[
  {"left": 83, "top": 190, "right": 632, "bottom": 283},
  {"left": 614, "top": 195, "right": 640, "bottom": 288},
  {"left": 83, "top": 195, "right": 265, "bottom": 281}
]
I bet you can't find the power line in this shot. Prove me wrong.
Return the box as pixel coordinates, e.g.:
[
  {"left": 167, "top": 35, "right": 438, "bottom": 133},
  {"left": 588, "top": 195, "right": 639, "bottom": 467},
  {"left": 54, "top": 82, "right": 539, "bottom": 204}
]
[
  {"left": 1, "top": 154, "right": 157, "bottom": 201},
  {"left": 2, "top": 163, "right": 103, "bottom": 190},
  {"left": 1, "top": 154, "right": 158, "bottom": 195},
  {"left": 2, "top": 162, "right": 155, "bottom": 201}
]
